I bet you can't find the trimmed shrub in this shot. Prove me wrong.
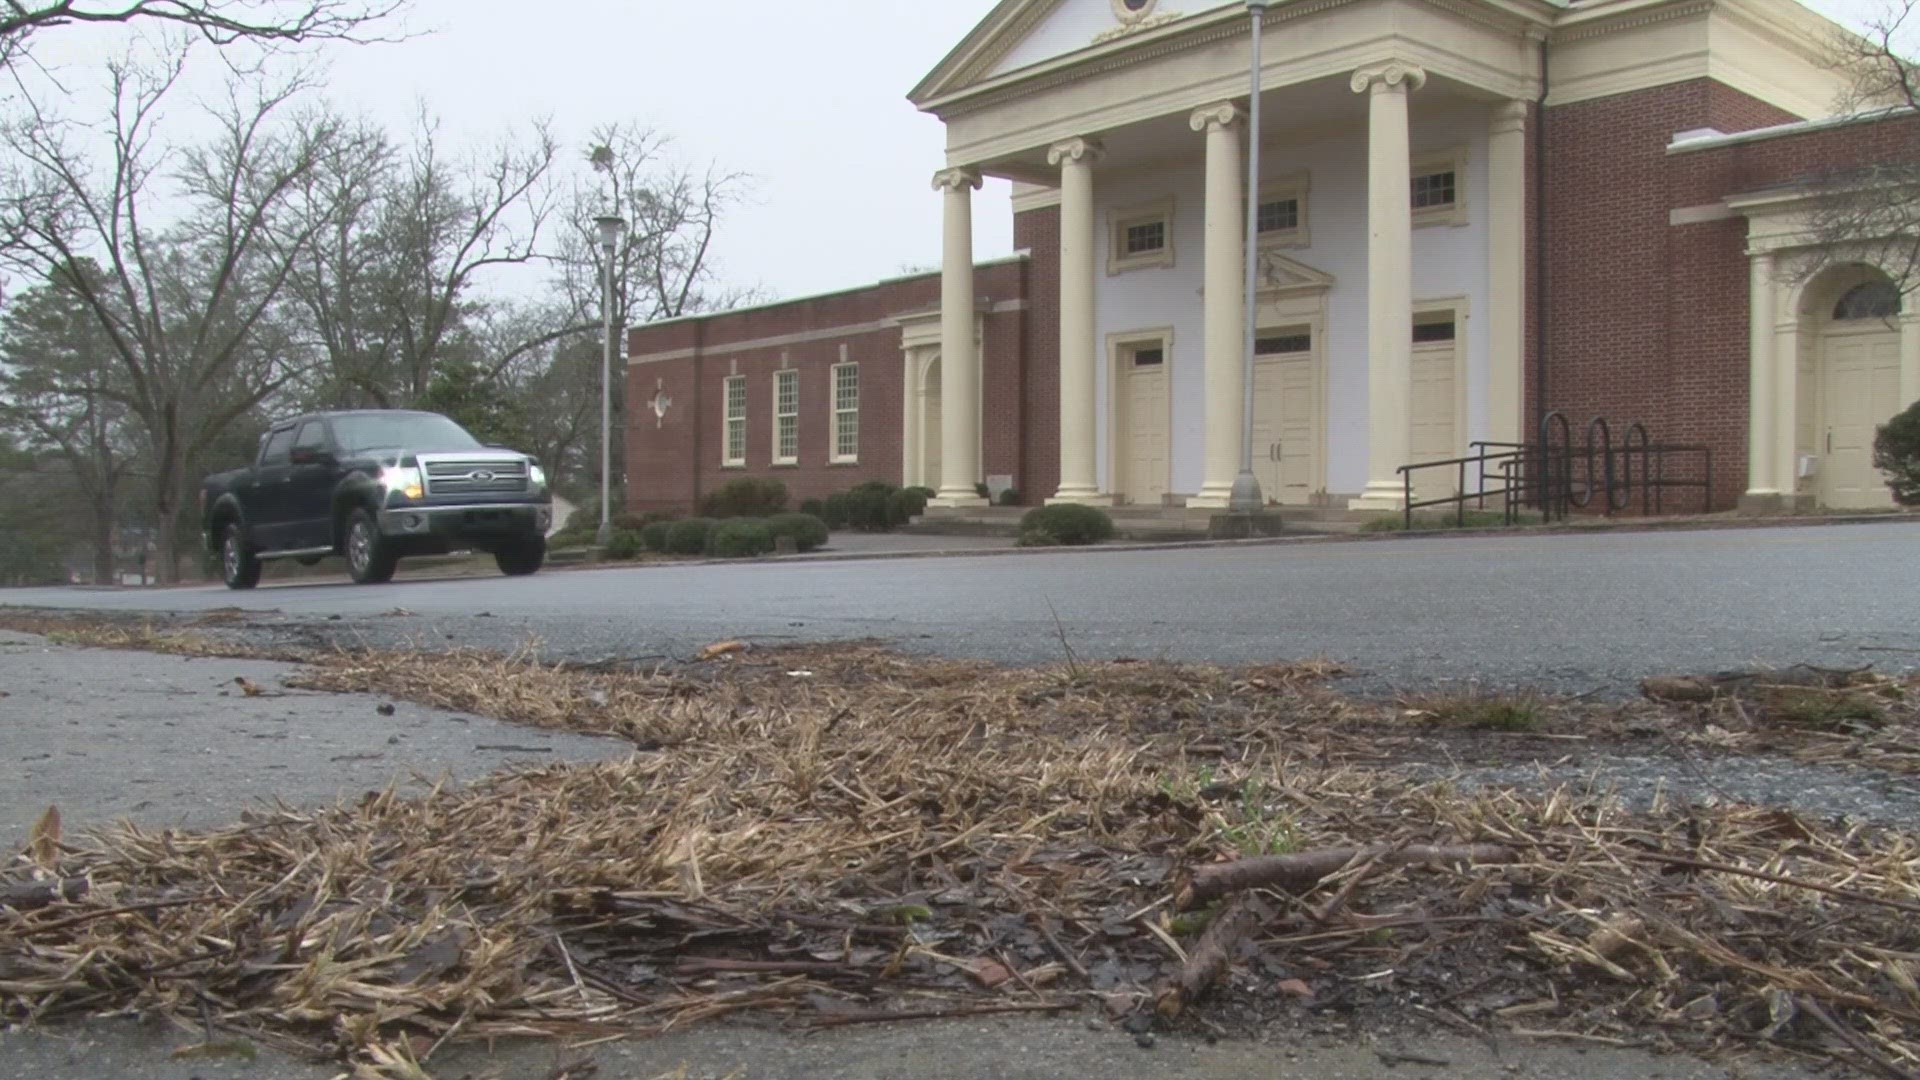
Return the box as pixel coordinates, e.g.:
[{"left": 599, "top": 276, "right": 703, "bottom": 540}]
[
  {"left": 613, "top": 510, "right": 673, "bottom": 532},
  {"left": 665, "top": 517, "right": 717, "bottom": 556},
  {"left": 997, "top": 487, "right": 1021, "bottom": 507},
  {"left": 708, "top": 519, "right": 775, "bottom": 558},
  {"left": 700, "top": 477, "right": 788, "bottom": 519},
  {"left": 1018, "top": 504, "right": 1116, "bottom": 547},
  {"left": 1874, "top": 399, "right": 1920, "bottom": 505},
  {"left": 975, "top": 482, "right": 991, "bottom": 500},
  {"left": 890, "top": 486, "right": 928, "bottom": 524},
  {"left": 767, "top": 512, "right": 830, "bottom": 553},
  {"left": 799, "top": 498, "right": 826, "bottom": 519},
  {"left": 548, "top": 518, "right": 598, "bottom": 550},
  {"left": 640, "top": 521, "right": 675, "bottom": 553},
  {"left": 821, "top": 492, "right": 852, "bottom": 531},
  {"left": 603, "top": 529, "right": 645, "bottom": 560},
  {"left": 905, "top": 486, "right": 937, "bottom": 501},
  {"left": 846, "top": 481, "right": 902, "bottom": 532}
]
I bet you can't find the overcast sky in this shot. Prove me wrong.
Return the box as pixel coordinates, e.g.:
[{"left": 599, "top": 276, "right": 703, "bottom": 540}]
[{"left": 27, "top": 0, "right": 1902, "bottom": 308}]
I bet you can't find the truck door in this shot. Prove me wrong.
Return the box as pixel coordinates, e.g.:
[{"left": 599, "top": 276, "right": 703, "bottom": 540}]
[
  {"left": 285, "top": 419, "right": 341, "bottom": 550},
  {"left": 246, "top": 425, "right": 297, "bottom": 551}
]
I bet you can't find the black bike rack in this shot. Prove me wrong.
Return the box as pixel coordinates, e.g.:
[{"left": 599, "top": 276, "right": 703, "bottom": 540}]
[{"left": 1394, "top": 411, "right": 1715, "bottom": 530}]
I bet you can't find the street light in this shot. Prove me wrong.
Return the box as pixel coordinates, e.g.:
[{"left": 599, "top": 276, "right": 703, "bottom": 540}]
[
  {"left": 594, "top": 213, "right": 626, "bottom": 546},
  {"left": 1228, "top": 0, "right": 1271, "bottom": 515}
]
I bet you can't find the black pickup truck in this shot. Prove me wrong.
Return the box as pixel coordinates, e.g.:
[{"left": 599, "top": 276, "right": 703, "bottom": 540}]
[{"left": 201, "top": 410, "right": 553, "bottom": 589}]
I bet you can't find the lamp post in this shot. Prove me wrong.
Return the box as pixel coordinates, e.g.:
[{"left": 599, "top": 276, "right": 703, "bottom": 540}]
[
  {"left": 1227, "top": 0, "right": 1271, "bottom": 515},
  {"left": 594, "top": 213, "right": 626, "bottom": 546}
]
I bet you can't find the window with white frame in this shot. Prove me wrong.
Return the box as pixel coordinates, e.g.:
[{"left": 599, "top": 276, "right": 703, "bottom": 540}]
[
  {"left": 1411, "top": 149, "right": 1468, "bottom": 227},
  {"left": 1254, "top": 174, "right": 1310, "bottom": 248},
  {"left": 1108, "top": 198, "right": 1175, "bottom": 274},
  {"left": 773, "top": 369, "right": 798, "bottom": 464},
  {"left": 831, "top": 362, "right": 859, "bottom": 463},
  {"left": 722, "top": 375, "right": 746, "bottom": 466}
]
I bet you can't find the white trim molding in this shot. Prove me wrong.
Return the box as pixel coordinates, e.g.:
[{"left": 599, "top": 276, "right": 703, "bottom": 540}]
[
  {"left": 1412, "top": 145, "right": 1470, "bottom": 229},
  {"left": 1108, "top": 196, "right": 1177, "bottom": 275}
]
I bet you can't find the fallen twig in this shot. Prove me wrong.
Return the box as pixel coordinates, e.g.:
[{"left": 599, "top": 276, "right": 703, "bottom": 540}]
[
  {"left": 1798, "top": 994, "right": 1920, "bottom": 1080},
  {"left": 1643, "top": 855, "right": 1920, "bottom": 917},
  {"left": 1156, "top": 895, "right": 1268, "bottom": 1018},
  {"left": 1178, "top": 844, "right": 1516, "bottom": 908}
]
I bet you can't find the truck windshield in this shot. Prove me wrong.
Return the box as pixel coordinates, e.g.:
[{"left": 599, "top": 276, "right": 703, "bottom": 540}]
[{"left": 331, "top": 414, "right": 484, "bottom": 455}]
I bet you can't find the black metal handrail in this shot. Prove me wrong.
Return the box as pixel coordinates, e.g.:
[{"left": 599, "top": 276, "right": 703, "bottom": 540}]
[{"left": 1394, "top": 413, "right": 1716, "bottom": 530}]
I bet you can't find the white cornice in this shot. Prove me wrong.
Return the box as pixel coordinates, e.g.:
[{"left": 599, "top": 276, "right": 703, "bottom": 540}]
[{"left": 1667, "top": 106, "right": 1917, "bottom": 154}]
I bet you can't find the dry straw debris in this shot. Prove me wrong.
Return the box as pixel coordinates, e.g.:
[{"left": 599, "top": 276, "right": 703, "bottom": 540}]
[{"left": 1, "top": 621, "right": 1919, "bottom": 1077}]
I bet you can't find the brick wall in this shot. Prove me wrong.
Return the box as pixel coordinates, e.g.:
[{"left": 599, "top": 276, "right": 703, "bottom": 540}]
[
  {"left": 625, "top": 260, "right": 1030, "bottom": 514},
  {"left": 1539, "top": 79, "right": 1801, "bottom": 509}
]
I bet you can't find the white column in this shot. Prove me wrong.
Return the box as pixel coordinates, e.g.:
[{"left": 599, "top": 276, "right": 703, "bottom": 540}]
[
  {"left": 1487, "top": 100, "right": 1528, "bottom": 449},
  {"left": 1187, "top": 102, "right": 1246, "bottom": 510},
  {"left": 931, "top": 167, "right": 988, "bottom": 508},
  {"left": 1048, "top": 137, "right": 1110, "bottom": 505},
  {"left": 901, "top": 350, "right": 921, "bottom": 488},
  {"left": 1349, "top": 61, "right": 1426, "bottom": 511},
  {"left": 1745, "top": 251, "right": 1778, "bottom": 499},
  {"left": 1773, "top": 314, "right": 1800, "bottom": 506},
  {"left": 1903, "top": 311, "right": 1920, "bottom": 409}
]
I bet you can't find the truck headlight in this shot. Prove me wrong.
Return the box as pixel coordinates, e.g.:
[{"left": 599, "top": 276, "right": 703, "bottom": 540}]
[
  {"left": 528, "top": 463, "right": 547, "bottom": 489},
  {"left": 380, "top": 466, "right": 424, "bottom": 501}
]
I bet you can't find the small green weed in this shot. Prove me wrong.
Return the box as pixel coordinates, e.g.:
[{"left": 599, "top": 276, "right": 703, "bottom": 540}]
[
  {"left": 1404, "top": 691, "right": 1544, "bottom": 732},
  {"left": 1766, "top": 688, "right": 1885, "bottom": 730}
]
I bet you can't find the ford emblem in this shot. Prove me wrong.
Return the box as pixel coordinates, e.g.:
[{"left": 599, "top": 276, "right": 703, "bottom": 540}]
[{"left": 469, "top": 470, "right": 496, "bottom": 482}]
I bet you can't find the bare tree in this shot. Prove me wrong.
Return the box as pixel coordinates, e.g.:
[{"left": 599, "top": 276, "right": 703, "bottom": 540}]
[
  {"left": 0, "top": 266, "right": 138, "bottom": 582},
  {"left": 0, "top": 47, "right": 357, "bottom": 580},
  {"left": 285, "top": 108, "right": 559, "bottom": 408},
  {"left": 547, "top": 122, "right": 757, "bottom": 494},
  {"left": 0, "top": 0, "right": 406, "bottom": 69},
  {"left": 1799, "top": 1, "right": 1920, "bottom": 293}
]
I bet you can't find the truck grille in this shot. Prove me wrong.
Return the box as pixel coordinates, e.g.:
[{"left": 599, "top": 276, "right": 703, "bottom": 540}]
[{"left": 422, "top": 458, "right": 529, "bottom": 496}]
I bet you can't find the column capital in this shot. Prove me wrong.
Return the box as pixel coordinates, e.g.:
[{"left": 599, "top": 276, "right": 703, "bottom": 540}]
[
  {"left": 1047, "top": 136, "right": 1105, "bottom": 167},
  {"left": 1188, "top": 101, "right": 1244, "bottom": 133},
  {"left": 931, "top": 167, "right": 983, "bottom": 193},
  {"left": 1350, "top": 61, "right": 1427, "bottom": 96},
  {"left": 1490, "top": 99, "right": 1528, "bottom": 135}
]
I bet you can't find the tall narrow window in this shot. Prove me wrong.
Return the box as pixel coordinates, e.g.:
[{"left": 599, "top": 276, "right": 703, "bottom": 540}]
[
  {"left": 723, "top": 375, "right": 746, "bottom": 466},
  {"left": 773, "top": 369, "right": 799, "bottom": 464},
  {"left": 831, "top": 362, "right": 859, "bottom": 463}
]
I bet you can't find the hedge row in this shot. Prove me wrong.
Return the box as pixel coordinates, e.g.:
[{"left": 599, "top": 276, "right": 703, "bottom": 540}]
[
  {"left": 597, "top": 512, "right": 831, "bottom": 561},
  {"left": 802, "top": 483, "right": 934, "bottom": 533}
]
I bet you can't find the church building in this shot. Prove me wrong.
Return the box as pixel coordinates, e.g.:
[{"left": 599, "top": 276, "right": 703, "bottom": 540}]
[{"left": 627, "top": 0, "right": 1920, "bottom": 516}]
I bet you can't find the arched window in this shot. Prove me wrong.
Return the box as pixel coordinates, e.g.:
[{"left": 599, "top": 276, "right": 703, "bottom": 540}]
[{"left": 1832, "top": 281, "right": 1903, "bottom": 321}]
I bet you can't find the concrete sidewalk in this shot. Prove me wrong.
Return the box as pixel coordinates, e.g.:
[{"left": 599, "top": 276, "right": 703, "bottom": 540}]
[{"left": 0, "top": 630, "right": 631, "bottom": 851}]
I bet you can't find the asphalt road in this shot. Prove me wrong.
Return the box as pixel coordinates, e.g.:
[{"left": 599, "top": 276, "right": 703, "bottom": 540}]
[{"left": 6, "top": 521, "right": 1918, "bottom": 695}]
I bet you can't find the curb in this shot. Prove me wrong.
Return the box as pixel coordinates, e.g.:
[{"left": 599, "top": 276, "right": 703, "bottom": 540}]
[{"left": 551, "top": 512, "right": 1919, "bottom": 572}]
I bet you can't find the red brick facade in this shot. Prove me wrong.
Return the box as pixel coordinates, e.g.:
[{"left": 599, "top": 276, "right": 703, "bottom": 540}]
[
  {"left": 1538, "top": 79, "right": 1917, "bottom": 508},
  {"left": 626, "top": 79, "right": 1912, "bottom": 515},
  {"left": 625, "top": 260, "right": 1028, "bottom": 513}
]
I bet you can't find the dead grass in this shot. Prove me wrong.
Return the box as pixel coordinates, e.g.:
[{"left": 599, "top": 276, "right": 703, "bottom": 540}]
[{"left": 4, "top": 621, "right": 1920, "bottom": 1076}]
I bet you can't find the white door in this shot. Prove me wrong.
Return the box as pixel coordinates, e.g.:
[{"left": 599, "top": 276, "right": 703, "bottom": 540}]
[
  {"left": 1408, "top": 317, "right": 1460, "bottom": 503},
  {"left": 1251, "top": 329, "right": 1318, "bottom": 505},
  {"left": 1820, "top": 327, "right": 1901, "bottom": 509},
  {"left": 1116, "top": 344, "right": 1169, "bottom": 505}
]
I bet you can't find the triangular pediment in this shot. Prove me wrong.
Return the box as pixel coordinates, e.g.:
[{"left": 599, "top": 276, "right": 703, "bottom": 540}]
[
  {"left": 910, "top": 0, "right": 1213, "bottom": 109},
  {"left": 1257, "top": 252, "right": 1336, "bottom": 294}
]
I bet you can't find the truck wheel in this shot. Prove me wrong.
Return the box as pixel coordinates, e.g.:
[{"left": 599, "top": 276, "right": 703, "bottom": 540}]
[
  {"left": 344, "top": 508, "right": 398, "bottom": 584},
  {"left": 220, "top": 523, "right": 261, "bottom": 591},
  {"left": 494, "top": 532, "right": 546, "bottom": 577}
]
